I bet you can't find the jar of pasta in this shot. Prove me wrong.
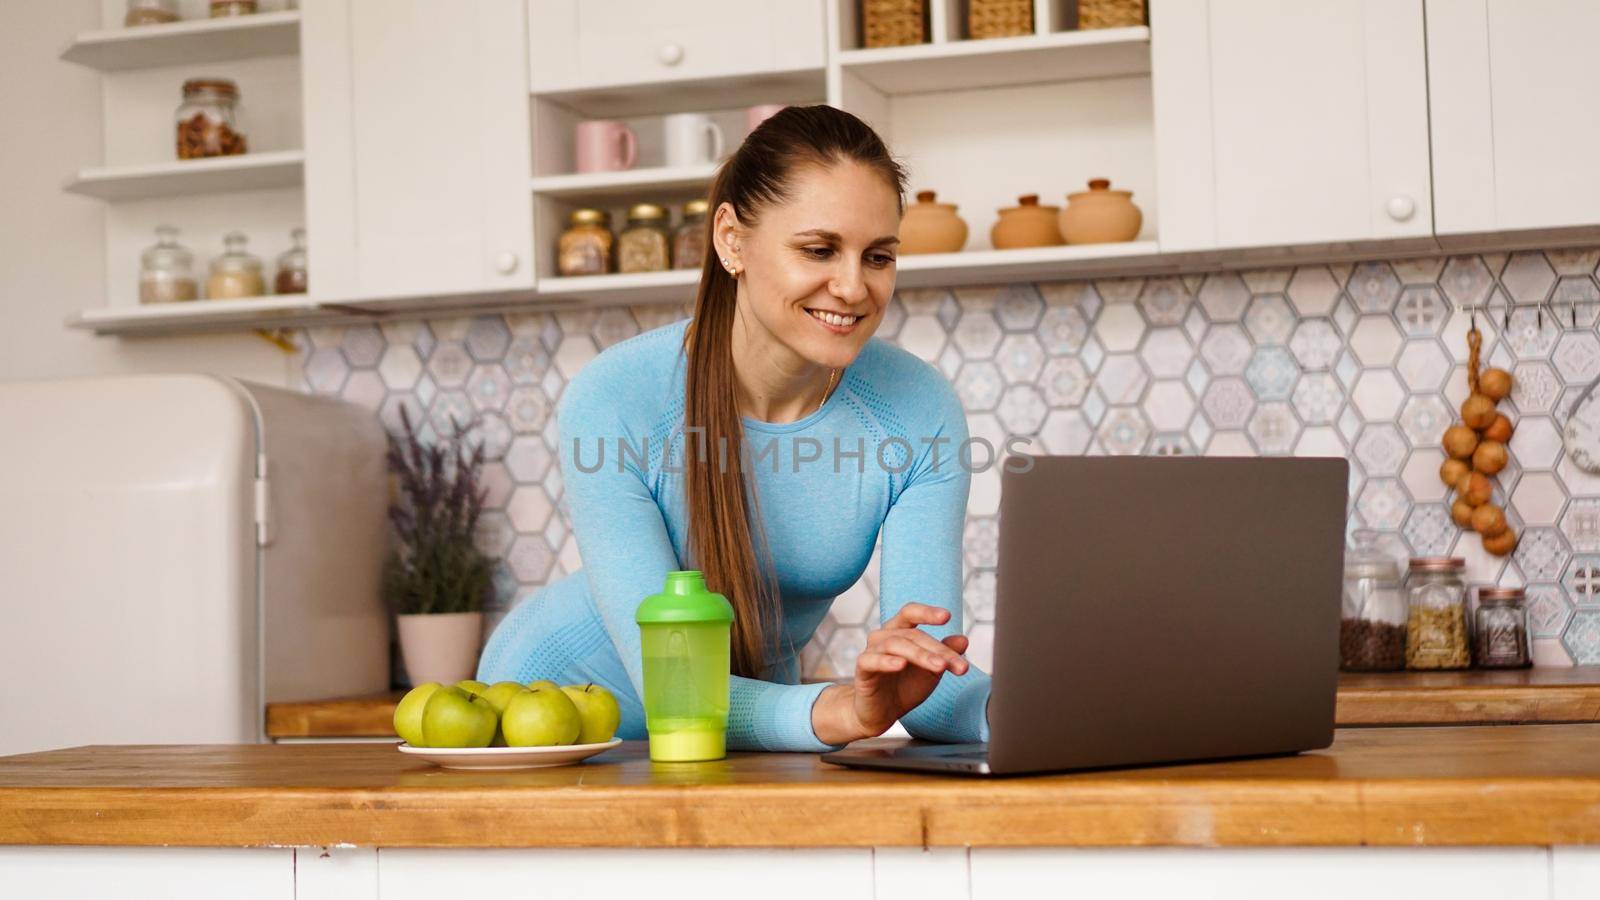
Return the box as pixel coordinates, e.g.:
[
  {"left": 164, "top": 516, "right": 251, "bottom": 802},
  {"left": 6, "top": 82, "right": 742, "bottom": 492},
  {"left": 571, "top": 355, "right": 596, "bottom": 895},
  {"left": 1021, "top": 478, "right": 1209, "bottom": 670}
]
[
  {"left": 672, "top": 199, "right": 709, "bottom": 270},
  {"left": 209, "top": 0, "right": 258, "bottom": 16},
  {"left": 125, "top": 0, "right": 179, "bottom": 26},
  {"left": 618, "top": 203, "right": 671, "bottom": 273},
  {"left": 557, "top": 208, "right": 613, "bottom": 276},
  {"left": 206, "top": 231, "right": 265, "bottom": 300},
  {"left": 1404, "top": 557, "right": 1470, "bottom": 670}
]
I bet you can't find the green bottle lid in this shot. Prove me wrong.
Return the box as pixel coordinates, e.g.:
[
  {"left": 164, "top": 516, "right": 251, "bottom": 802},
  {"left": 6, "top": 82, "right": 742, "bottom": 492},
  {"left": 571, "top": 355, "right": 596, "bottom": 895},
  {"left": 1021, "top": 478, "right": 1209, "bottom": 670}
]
[{"left": 636, "top": 570, "right": 735, "bottom": 625}]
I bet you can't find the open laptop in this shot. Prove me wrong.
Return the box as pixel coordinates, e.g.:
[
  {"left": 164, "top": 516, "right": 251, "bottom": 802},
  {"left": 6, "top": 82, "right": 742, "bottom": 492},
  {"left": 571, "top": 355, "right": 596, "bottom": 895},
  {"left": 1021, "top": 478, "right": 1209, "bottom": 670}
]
[{"left": 821, "top": 455, "right": 1349, "bottom": 776}]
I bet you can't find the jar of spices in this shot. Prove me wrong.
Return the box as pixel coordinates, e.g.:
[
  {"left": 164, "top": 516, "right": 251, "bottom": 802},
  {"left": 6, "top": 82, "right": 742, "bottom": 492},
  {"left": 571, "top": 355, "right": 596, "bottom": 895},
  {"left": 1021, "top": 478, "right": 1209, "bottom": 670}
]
[
  {"left": 1339, "top": 530, "right": 1406, "bottom": 671},
  {"left": 175, "top": 79, "right": 247, "bottom": 159},
  {"left": 618, "top": 203, "right": 672, "bottom": 274},
  {"left": 1404, "top": 557, "right": 1471, "bottom": 670},
  {"left": 206, "top": 231, "right": 265, "bottom": 300},
  {"left": 557, "top": 208, "right": 614, "bottom": 276},
  {"left": 672, "top": 199, "right": 709, "bottom": 270},
  {"left": 125, "top": 0, "right": 179, "bottom": 26},
  {"left": 274, "top": 226, "right": 308, "bottom": 295},
  {"left": 209, "top": 0, "right": 258, "bottom": 16},
  {"left": 138, "top": 225, "right": 198, "bottom": 304},
  {"left": 1473, "top": 587, "right": 1531, "bottom": 668}
]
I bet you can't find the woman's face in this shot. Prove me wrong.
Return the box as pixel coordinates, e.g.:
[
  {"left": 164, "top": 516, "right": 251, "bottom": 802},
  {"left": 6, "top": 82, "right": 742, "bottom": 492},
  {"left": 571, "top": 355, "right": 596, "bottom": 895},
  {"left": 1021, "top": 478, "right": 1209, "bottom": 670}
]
[{"left": 716, "top": 160, "right": 901, "bottom": 371}]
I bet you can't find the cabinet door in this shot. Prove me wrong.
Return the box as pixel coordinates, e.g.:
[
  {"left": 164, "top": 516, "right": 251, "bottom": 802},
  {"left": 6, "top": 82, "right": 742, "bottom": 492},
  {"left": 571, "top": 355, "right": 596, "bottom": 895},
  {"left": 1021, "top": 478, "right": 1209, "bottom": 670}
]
[
  {"left": 1151, "top": 0, "right": 1433, "bottom": 251},
  {"left": 303, "top": 0, "right": 534, "bottom": 300},
  {"left": 529, "top": 0, "right": 824, "bottom": 92},
  {"left": 1427, "top": 0, "right": 1600, "bottom": 237}
]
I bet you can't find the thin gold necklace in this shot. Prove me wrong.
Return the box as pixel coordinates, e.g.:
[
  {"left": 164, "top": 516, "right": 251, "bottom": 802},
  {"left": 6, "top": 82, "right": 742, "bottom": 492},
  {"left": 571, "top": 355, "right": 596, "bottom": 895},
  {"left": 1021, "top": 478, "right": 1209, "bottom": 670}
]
[{"left": 814, "top": 367, "right": 839, "bottom": 416}]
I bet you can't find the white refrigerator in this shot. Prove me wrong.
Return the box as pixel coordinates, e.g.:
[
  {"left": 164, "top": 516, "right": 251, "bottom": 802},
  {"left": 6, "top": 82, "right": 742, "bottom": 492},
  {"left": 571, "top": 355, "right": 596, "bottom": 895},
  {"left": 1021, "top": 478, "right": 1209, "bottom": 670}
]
[{"left": 0, "top": 374, "right": 393, "bottom": 756}]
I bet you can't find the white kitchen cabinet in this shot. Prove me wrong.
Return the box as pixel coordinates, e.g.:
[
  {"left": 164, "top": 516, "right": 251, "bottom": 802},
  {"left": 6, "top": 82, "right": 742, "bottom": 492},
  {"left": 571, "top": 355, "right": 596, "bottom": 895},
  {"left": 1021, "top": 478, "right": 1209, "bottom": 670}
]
[
  {"left": 1150, "top": 0, "right": 1434, "bottom": 252},
  {"left": 528, "top": 0, "right": 825, "bottom": 94},
  {"left": 302, "top": 0, "right": 534, "bottom": 300},
  {"left": 0, "top": 846, "right": 293, "bottom": 900},
  {"left": 1426, "top": 0, "right": 1600, "bottom": 241}
]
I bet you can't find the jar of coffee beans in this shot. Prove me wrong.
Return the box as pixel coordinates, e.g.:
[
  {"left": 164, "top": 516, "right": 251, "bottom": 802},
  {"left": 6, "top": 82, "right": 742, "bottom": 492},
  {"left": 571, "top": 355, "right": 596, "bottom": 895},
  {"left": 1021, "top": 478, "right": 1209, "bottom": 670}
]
[
  {"left": 1473, "top": 586, "right": 1531, "bottom": 668},
  {"left": 1405, "top": 557, "right": 1470, "bottom": 670},
  {"left": 1339, "top": 530, "right": 1406, "bottom": 671}
]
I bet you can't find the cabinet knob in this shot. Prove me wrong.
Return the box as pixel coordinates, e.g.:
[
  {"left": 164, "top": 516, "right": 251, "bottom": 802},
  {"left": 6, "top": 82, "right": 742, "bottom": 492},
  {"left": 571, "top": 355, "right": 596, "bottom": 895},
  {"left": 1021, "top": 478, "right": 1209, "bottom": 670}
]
[
  {"left": 1386, "top": 195, "right": 1415, "bottom": 222},
  {"left": 495, "top": 251, "right": 519, "bottom": 275},
  {"left": 658, "top": 42, "right": 684, "bottom": 66}
]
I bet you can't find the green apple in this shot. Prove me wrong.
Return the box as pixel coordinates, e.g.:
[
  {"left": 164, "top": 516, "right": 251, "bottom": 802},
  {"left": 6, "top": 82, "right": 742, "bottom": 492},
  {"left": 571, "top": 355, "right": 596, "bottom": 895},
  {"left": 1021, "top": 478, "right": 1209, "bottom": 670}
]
[
  {"left": 455, "top": 679, "right": 490, "bottom": 698},
  {"left": 501, "top": 684, "right": 582, "bottom": 747},
  {"left": 421, "top": 686, "right": 497, "bottom": 748},
  {"left": 481, "top": 681, "right": 531, "bottom": 716},
  {"left": 525, "top": 679, "right": 560, "bottom": 693},
  {"left": 393, "top": 682, "right": 442, "bottom": 747},
  {"left": 560, "top": 683, "right": 621, "bottom": 744}
]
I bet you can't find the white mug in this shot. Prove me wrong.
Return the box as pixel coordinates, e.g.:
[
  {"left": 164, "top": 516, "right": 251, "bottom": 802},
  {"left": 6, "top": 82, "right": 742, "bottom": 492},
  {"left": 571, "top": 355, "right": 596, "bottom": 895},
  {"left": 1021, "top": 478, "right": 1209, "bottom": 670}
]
[{"left": 662, "top": 112, "right": 726, "bottom": 167}]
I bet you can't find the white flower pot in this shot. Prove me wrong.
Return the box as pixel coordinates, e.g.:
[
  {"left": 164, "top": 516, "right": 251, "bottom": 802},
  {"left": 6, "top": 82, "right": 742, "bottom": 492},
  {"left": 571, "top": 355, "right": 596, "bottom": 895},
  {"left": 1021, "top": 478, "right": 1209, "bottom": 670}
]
[{"left": 396, "top": 611, "right": 484, "bottom": 686}]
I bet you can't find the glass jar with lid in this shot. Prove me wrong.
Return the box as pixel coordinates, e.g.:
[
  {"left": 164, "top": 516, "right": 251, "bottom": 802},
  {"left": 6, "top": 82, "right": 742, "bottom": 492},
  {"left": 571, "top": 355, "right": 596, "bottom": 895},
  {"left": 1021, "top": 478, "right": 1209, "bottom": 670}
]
[
  {"left": 125, "top": 0, "right": 179, "bottom": 26},
  {"left": 274, "top": 226, "right": 308, "bottom": 295},
  {"left": 618, "top": 203, "right": 671, "bottom": 274},
  {"left": 1473, "top": 587, "right": 1531, "bottom": 668},
  {"left": 209, "top": 0, "right": 258, "bottom": 16},
  {"left": 206, "top": 231, "right": 265, "bottom": 300},
  {"left": 138, "top": 225, "right": 198, "bottom": 304},
  {"left": 176, "top": 78, "right": 248, "bottom": 159},
  {"left": 1339, "top": 529, "right": 1406, "bottom": 671},
  {"left": 557, "top": 208, "right": 613, "bottom": 276},
  {"left": 1404, "top": 557, "right": 1471, "bottom": 669},
  {"left": 672, "top": 199, "right": 709, "bottom": 270}
]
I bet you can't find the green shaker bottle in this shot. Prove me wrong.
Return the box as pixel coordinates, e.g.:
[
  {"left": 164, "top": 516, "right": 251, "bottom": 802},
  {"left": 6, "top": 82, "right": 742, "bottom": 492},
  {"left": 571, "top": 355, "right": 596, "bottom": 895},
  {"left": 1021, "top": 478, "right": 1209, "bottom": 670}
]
[{"left": 635, "top": 570, "right": 734, "bottom": 761}]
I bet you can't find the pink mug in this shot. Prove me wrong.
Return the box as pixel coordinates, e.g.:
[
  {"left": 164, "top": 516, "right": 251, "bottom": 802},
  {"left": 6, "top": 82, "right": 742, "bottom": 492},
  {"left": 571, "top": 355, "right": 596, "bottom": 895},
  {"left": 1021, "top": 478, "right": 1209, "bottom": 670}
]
[
  {"left": 745, "top": 104, "right": 787, "bottom": 132},
  {"left": 575, "top": 120, "right": 638, "bottom": 173}
]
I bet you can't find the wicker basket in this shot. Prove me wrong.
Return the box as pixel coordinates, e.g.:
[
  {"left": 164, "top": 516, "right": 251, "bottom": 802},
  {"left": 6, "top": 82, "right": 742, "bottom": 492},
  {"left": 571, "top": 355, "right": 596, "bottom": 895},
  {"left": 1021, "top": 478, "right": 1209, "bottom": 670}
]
[
  {"left": 1078, "top": 0, "right": 1146, "bottom": 29},
  {"left": 968, "top": 0, "right": 1033, "bottom": 39},
  {"left": 862, "top": 0, "right": 927, "bottom": 48}
]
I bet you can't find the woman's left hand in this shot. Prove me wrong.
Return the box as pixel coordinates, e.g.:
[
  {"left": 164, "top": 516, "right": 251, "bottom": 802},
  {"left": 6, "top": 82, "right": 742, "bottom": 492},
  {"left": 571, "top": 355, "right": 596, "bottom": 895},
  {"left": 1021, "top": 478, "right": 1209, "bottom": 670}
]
[{"left": 846, "top": 602, "right": 970, "bottom": 739}]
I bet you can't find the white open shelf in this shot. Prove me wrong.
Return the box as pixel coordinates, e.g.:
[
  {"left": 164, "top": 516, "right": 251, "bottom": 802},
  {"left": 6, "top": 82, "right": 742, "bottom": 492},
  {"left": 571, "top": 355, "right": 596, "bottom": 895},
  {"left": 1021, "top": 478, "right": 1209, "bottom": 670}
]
[
  {"left": 59, "top": 10, "right": 301, "bottom": 72},
  {"left": 895, "top": 240, "right": 1163, "bottom": 285},
  {"left": 533, "top": 66, "right": 827, "bottom": 121},
  {"left": 534, "top": 270, "right": 701, "bottom": 306},
  {"left": 64, "top": 150, "right": 304, "bottom": 201},
  {"left": 837, "top": 25, "right": 1150, "bottom": 94},
  {"left": 68, "top": 294, "right": 317, "bottom": 334},
  {"left": 530, "top": 163, "right": 720, "bottom": 201}
]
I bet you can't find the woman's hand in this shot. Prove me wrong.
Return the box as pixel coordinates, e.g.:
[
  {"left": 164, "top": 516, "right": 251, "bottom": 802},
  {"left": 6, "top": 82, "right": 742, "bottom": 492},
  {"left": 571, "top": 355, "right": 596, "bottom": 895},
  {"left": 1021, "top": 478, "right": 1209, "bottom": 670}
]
[{"left": 813, "top": 603, "right": 970, "bottom": 744}]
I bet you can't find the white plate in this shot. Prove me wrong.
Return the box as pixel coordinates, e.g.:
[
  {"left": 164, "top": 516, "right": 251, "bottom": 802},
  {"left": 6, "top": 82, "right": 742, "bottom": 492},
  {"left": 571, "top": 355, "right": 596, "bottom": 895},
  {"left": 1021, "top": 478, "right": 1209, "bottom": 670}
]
[{"left": 397, "top": 738, "right": 623, "bottom": 770}]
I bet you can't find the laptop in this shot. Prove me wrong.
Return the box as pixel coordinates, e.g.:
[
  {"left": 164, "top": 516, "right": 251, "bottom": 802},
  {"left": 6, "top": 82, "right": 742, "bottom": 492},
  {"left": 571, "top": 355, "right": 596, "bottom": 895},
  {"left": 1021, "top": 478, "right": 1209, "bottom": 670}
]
[{"left": 821, "top": 455, "right": 1349, "bottom": 776}]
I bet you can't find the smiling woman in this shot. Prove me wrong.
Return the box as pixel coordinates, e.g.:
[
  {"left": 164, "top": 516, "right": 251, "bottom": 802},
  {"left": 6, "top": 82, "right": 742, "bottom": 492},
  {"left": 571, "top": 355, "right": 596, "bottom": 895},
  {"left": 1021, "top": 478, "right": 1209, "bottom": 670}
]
[{"left": 477, "top": 105, "right": 991, "bottom": 752}]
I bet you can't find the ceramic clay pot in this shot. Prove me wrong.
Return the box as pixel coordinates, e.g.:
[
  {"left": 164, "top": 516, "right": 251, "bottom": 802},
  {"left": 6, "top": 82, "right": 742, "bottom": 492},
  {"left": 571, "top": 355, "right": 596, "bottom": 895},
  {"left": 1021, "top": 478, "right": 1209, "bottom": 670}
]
[
  {"left": 899, "top": 190, "right": 967, "bottom": 254},
  {"left": 991, "top": 194, "right": 1064, "bottom": 249},
  {"left": 1059, "top": 178, "right": 1142, "bottom": 244}
]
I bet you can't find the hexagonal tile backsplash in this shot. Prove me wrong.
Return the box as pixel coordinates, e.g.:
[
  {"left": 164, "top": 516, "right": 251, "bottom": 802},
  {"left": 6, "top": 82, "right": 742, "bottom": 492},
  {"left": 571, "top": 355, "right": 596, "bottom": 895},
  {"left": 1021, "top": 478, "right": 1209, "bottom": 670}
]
[{"left": 300, "top": 247, "right": 1600, "bottom": 679}]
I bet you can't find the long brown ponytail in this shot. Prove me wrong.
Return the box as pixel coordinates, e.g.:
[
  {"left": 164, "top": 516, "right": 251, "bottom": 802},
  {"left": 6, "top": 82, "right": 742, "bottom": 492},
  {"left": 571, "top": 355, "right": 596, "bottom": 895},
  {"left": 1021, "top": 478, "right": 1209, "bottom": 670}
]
[{"left": 681, "top": 105, "right": 907, "bottom": 678}]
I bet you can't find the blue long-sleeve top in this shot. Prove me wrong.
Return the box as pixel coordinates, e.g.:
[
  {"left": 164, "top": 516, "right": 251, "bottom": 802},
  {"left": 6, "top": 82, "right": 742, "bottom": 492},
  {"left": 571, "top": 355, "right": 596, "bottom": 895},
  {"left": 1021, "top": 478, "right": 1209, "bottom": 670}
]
[{"left": 478, "top": 316, "right": 991, "bottom": 752}]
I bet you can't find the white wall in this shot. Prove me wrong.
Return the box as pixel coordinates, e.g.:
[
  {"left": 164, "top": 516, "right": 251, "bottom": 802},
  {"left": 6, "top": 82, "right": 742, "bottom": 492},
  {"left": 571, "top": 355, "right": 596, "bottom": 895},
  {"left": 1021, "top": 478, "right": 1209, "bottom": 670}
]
[{"left": 0, "top": 0, "right": 292, "bottom": 386}]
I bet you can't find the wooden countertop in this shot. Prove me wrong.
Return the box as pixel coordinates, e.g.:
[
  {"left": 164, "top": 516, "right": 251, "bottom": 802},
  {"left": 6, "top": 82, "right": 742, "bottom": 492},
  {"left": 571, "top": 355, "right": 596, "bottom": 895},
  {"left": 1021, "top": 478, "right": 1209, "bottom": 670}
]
[
  {"left": 6, "top": 725, "right": 1600, "bottom": 849},
  {"left": 265, "top": 668, "right": 1600, "bottom": 739}
]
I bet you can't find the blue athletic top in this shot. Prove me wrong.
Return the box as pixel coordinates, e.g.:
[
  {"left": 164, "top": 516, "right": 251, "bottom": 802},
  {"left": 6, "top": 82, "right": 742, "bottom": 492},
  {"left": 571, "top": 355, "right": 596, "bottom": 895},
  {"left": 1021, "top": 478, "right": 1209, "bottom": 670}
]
[{"left": 477, "top": 317, "right": 992, "bottom": 751}]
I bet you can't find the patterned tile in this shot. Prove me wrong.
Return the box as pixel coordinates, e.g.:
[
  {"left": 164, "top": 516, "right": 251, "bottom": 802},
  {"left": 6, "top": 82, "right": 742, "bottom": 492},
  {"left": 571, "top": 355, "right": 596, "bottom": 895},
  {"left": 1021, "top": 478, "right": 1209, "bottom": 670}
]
[
  {"left": 1347, "top": 262, "right": 1401, "bottom": 313},
  {"left": 1137, "top": 277, "right": 1190, "bottom": 326},
  {"left": 1097, "top": 407, "right": 1152, "bottom": 455},
  {"left": 1199, "top": 324, "right": 1252, "bottom": 376},
  {"left": 1039, "top": 357, "right": 1091, "bottom": 408},
  {"left": 1140, "top": 327, "right": 1192, "bottom": 379},
  {"left": 1287, "top": 266, "right": 1341, "bottom": 317},
  {"left": 952, "top": 309, "right": 1002, "bottom": 359},
  {"left": 1144, "top": 381, "right": 1195, "bottom": 432},
  {"left": 1243, "top": 294, "right": 1294, "bottom": 345},
  {"left": 1354, "top": 424, "right": 1407, "bottom": 477},
  {"left": 1395, "top": 285, "right": 1448, "bottom": 337},
  {"left": 1564, "top": 611, "right": 1600, "bottom": 665},
  {"left": 1397, "top": 394, "right": 1450, "bottom": 447},
  {"left": 1197, "top": 272, "right": 1250, "bottom": 322},
  {"left": 1501, "top": 251, "right": 1556, "bottom": 304},
  {"left": 1288, "top": 318, "right": 1341, "bottom": 370},
  {"left": 955, "top": 361, "right": 1005, "bottom": 411},
  {"left": 1203, "top": 378, "right": 1256, "bottom": 430},
  {"left": 995, "top": 333, "right": 1046, "bottom": 383},
  {"left": 1246, "top": 401, "right": 1298, "bottom": 455},
  {"left": 1562, "top": 498, "right": 1600, "bottom": 552}
]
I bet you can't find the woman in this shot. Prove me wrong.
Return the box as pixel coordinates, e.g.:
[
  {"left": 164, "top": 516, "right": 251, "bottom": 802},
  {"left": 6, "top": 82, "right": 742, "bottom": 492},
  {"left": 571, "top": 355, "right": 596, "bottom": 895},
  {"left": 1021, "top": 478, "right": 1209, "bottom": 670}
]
[{"left": 478, "top": 105, "right": 991, "bottom": 751}]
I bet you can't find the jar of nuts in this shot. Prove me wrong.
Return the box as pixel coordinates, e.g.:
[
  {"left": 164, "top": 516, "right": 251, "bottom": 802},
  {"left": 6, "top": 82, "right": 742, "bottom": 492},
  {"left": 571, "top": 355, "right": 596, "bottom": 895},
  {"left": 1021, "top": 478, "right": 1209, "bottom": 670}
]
[
  {"left": 557, "top": 208, "right": 614, "bottom": 276},
  {"left": 125, "top": 0, "right": 179, "bottom": 26},
  {"left": 1404, "top": 557, "right": 1471, "bottom": 670},
  {"left": 175, "top": 79, "right": 248, "bottom": 160},
  {"left": 274, "top": 226, "right": 308, "bottom": 295},
  {"left": 1473, "top": 587, "right": 1531, "bottom": 668},
  {"left": 1339, "top": 530, "right": 1406, "bottom": 671},
  {"left": 138, "top": 225, "right": 198, "bottom": 304},
  {"left": 617, "top": 203, "right": 671, "bottom": 274},
  {"left": 672, "top": 199, "right": 709, "bottom": 270},
  {"left": 206, "top": 231, "right": 265, "bottom": 300},
  {"left": 209, "top": 0, "right": 258, "bottom": 16}
]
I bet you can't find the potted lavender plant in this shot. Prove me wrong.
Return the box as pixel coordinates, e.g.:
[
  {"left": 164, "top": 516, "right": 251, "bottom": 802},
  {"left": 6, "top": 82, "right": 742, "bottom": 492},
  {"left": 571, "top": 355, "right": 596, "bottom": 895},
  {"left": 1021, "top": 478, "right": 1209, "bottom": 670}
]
[{"left": 384, "top": 405, "right": 497, "bottom": 686}]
